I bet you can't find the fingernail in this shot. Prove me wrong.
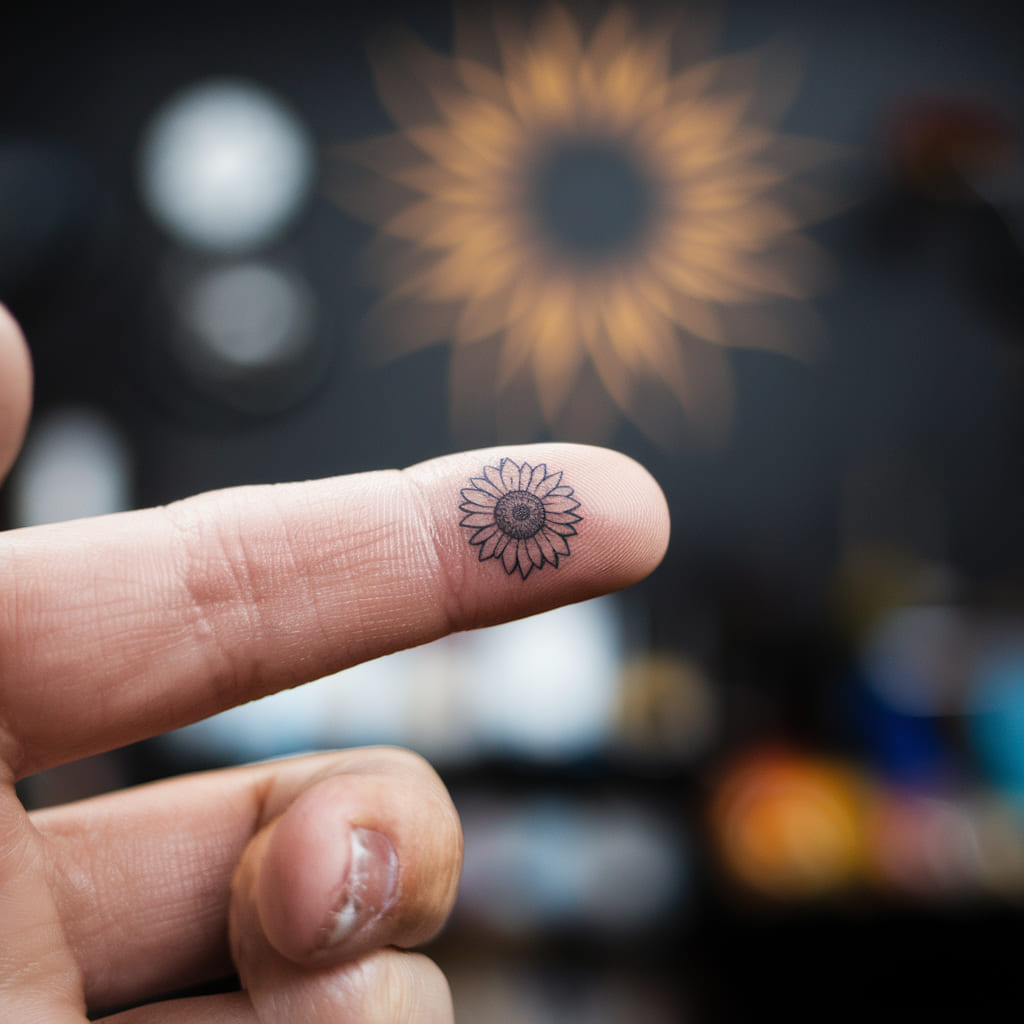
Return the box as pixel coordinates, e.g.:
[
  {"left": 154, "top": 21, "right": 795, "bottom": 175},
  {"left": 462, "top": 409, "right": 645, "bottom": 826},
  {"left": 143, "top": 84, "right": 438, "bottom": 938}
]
[{"left": 322, "top": 827, "right": 399, "bottom": 948}]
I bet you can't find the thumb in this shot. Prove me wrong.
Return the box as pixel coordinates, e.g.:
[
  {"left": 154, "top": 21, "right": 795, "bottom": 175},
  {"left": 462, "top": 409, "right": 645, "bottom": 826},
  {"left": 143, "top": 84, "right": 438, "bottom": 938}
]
[
  {"left": 229, "top": 749, "right": 462, "bottom": 972},
  {"left": 0, "top": 304, "right": 33, "bottom": 484}
]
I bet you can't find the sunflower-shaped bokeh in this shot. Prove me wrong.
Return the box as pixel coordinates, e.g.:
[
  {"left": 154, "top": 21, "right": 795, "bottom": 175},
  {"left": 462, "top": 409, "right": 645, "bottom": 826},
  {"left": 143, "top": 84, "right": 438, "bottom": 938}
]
[
  {"left": 333, "top": 4, "right": 838, "bottom": 442},
  {"left": 460, "top": 458, "right": 581, "bottom": 578}
]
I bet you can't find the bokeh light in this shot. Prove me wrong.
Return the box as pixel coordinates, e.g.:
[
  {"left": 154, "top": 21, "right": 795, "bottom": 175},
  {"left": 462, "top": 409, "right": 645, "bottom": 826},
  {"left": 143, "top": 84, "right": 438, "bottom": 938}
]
[
  {"left": 458, "top": 795, "right": 686, "bottom": 936},
  {"left": 9, "top": 407, "right": 132, "bottom": 527},
  {"left": 176, "top": 261, "right": 316, "bottom": 376},
  {"left": 711, "top": 750, "right": 868, "bottom": 899},
  {"left": 160, "top": 596, "right": 623, "bottom": 764},
  {"left": 138, "top": 78, "right": 314, "bottom": 252},
  {"left": 968, "top": 652, "right": 1024, "bottom": 806}
]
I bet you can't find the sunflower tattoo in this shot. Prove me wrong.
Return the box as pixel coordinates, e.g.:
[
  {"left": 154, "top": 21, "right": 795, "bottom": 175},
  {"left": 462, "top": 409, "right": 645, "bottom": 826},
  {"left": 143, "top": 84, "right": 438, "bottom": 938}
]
[{"left": 460, "top": 458, "right": 581, "bottom": 578}]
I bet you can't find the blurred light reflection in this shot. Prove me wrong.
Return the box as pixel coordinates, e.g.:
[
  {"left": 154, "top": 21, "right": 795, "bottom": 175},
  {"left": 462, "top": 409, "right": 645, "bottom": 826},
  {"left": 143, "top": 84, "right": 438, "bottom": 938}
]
[
  {"left": 711, "top": 750, "right": 867, "bottom": 899},
  {"left": 457, "top": 795, "right": 687, "bottom": 936},
  {"left": 139, "top": 78, "right": 314, "bottom": 252},
  {"left": 10, "top": 407, "right": 132, "bottom": 526},
  {"left": 446, "top": 962, "right": 682, "bottom": 1024},
  {"left": 176, "top": 261, "right": 316, "bottom": 376},
  {"left": 161, "top": 596, "right": 622, "bottom": 764},
  {"left": 969, "top": 652, "right": 1024, "bottom": 805}
]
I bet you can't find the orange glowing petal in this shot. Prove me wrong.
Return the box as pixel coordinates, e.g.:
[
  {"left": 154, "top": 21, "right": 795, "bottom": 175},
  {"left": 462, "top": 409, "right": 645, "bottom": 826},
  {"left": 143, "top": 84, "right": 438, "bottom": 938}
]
[
  {"left": 685, "top": 174, "right": 783, "bottom": 213},
  {"left": 586, "top": 332, "right": 635, "bottom": 413},
  {"left": 672, "top": 333, "right": 735, "bottom": 431},
  {"left": 504, "top": 272, "right": 547, "bottom": 325},
  {"left": 534, "top": 4, "right": 585, "bottom": 68},
  {"left": 714, "top": 252, "right": 811, "bottom": 300},
  {"left": 454, "top": 56, "right": 513, "bottom": 109},
  {"left": 492, "top": 10, "right": 532, "bottom": 100},
  {"left": 573, "top": 59, "right": 605, "bottom": 124},
  {"left": 666, "top": 95, "right": 752, "bottom": 151},
  {"left": 531, "top": 304, "right": 586, "bottom": 419},
  {"left": 406, "top": 209, "right": 510, "bottom": 255},
  {"left": 382, "top": 200, "right": 475, "bottom": 245},
  {"left": 405, "top": 124, "right": 490, "bottom": 179},
  {"left": 650, "top": 254, "right": 753, "bottom": 304},
  {"left": 497, "top": 316, "right": 540, "bottom": 385},
  {"left": 632, "top": 317, "right": 692, "bottom": 396},
  {"left": 408, "top": 244, "right": 513, "bottom": 303},
  {"left": 654, "top": 128, "right": 773, "bottom": 179},
  {"left": 671, "top": 204, "right": 801, "bottom": 249},
  {"left": 454, "top": 290, "right": 516, "bottom": 346},
  {"left": 675, "top": 245, "right": 782, "bottom": 299},
  {"left": 636, "top": 274, "right": 724, "bottom": 344},
  {"left": 605, "top": 33, "right": 672, "bottom": 108},
  {"left": 586, "top": 6, "right": 636, "bottom": 77},
  {"left": 368, "top": 31, "right": 464, "bottom": 130},
  {"left": 599, "top": 285, "right": 652, "bottom": 370},
  {"left": 597, "top": 48, "right": 665, "bottom": 128},
  {"left": 666, "top": 57, "right": 728, "bottom": 105},
  {"left": 435, "top": 184, "right": 504, "bottom": 210},
  {"left": 508, "top": 51, "right": 579, "bottom": 127},
  {"left": 433, "top": 94, "right": 523, "bottom": 167},
  {"left": 335, "top": 134, "right": 424, "bottom": 176},
  {"left": 388, "top": 162, "right": 460, "bottom": 196},
  {"left": 387, "top": 163, "right": 514, "bottom": 214},
  {"left": 361, "top": 294, "right": 457, "bottom": 359}
]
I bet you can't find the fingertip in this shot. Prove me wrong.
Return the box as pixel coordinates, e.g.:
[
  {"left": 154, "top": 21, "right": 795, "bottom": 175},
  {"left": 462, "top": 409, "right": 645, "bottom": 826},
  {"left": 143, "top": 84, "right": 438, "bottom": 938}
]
[{"left": 583, "top": 444, "right": 672, "bottom": 585}]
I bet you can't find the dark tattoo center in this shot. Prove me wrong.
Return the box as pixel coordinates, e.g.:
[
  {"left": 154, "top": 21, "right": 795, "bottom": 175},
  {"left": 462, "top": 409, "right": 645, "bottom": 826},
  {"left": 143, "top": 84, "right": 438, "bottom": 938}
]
[
  {"left": 458, "top": 457, "right": 583, "bottom": 580},
  {"left": 494, "top": 490, "right": 546, "bottom": 539}
]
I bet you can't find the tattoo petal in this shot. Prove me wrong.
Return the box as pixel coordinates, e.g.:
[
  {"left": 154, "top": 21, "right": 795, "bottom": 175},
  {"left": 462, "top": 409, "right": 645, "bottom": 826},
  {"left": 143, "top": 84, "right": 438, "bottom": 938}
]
[
  {"left": 547, "top": 530, "right": 571, "bottom": 556},
  {"left": 543, "top": 495, "right": 580, "bottom": 514},
  {"left": 546, "top": 521, "right": 577, "bottom": 538},
  {"left": 536, "top": 529, "right": 558, "bottom": 566},
  {"left": 535, "top": 470, "right": 563, "bottom": 497},
  {"left": 461, "top": 488, "right": 498, "bottom": 506},
  {"left": 502, "top": 538, "right": 519, "bottom": 574}
]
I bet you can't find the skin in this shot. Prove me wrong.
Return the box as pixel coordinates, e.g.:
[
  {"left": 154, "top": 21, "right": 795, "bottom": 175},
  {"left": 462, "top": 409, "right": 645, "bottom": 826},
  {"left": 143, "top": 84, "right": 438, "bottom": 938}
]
[{"left": 0, "top": 303, "right": 670, "bottom": 1022}]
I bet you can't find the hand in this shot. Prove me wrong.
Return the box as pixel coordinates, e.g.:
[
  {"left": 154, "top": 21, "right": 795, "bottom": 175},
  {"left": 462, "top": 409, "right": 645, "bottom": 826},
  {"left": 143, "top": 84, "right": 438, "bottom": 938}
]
[{"left": 0, "top": 304, "right": 670, "bottom": 1022}]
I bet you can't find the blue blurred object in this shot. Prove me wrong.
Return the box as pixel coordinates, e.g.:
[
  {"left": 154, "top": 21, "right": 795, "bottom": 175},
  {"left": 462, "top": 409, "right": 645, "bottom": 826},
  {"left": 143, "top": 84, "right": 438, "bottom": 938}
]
[
  {"left": 847, "top": 665, "right": 954, "bottom": 786},
  {"left": 969, "top": 651, "right": 1024, "bottom": 806}
]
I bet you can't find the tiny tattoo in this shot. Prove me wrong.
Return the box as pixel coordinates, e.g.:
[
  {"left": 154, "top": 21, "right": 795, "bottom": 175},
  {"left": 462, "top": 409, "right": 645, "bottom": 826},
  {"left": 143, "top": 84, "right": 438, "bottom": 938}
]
[{"left": 459, "top": 458, "right": 582, "bottom": 579}]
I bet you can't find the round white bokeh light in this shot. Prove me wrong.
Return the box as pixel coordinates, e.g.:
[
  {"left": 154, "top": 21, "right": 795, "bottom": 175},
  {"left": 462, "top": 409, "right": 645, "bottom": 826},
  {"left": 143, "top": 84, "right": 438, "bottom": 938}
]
[
  {"left": 139, "top": 78, "right": 314, "bottom": 252},
  {"left": 11, "top": 408, "right": 132, "bottom": 527},
  {"left": 179, "top": 262, "right": 316, "bottom": 376}
]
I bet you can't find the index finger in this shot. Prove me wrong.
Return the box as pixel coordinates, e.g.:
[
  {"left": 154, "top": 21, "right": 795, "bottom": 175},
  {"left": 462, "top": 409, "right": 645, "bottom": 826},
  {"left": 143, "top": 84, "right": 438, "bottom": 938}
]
[{"left": 0, "top": 444, "right": 669, "bottom": 778}]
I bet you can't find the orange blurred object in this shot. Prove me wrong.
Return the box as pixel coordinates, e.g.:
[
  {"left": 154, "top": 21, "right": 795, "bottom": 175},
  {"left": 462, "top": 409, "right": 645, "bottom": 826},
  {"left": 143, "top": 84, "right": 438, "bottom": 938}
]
[
  {"left": 711, "top": 749, "right": 870, "bottom": 899},
  {"left": 887, "top": 95, "right": 1016, "bottom": 200}
]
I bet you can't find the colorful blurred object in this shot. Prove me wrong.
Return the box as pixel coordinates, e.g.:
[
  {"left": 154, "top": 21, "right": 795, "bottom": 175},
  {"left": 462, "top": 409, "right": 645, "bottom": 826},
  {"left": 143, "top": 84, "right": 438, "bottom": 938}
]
[
  {"left": 969, "top": 651, "right": 1024, "bottom": 807},
  {"left": 332, "top": 3, "right": 841, "bottom": 443},
  {"left": 887, "top": 96, "right": 1015, "bottom": 202},
  {"left": 456, "top": 794, "right": 687, "bottom": 937},
  {"left": 711, "top": 749, "right": 868, "bottom": 899},
  {"left": 615, "top": 652, "right": 718, "bottom": 763}
]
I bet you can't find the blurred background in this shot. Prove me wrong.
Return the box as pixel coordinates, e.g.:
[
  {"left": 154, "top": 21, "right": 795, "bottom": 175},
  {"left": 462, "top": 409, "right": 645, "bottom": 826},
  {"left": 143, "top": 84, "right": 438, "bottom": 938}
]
[{"left": 4, "top": 0, "right": 1024, "bottom": 1019}]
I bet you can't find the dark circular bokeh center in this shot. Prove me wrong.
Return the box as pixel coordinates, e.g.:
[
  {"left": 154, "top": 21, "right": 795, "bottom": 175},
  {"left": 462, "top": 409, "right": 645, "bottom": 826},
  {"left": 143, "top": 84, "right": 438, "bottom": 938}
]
[
  {"left": 530, "top": 137, "right": 654, "bottom": 262},
  {"left": 494, "top": 490, "right": 546, "bottom": 539}
]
